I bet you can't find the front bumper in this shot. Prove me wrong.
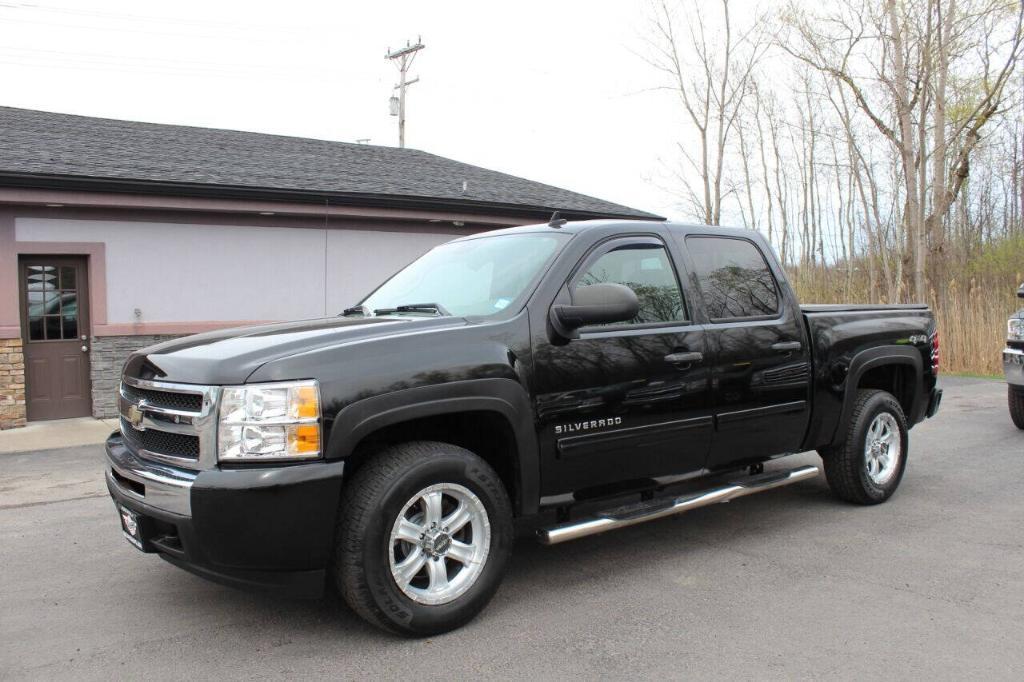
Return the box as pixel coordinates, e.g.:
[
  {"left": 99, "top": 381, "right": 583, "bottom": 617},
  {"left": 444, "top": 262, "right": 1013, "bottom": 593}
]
[
  {"left": 1005, "top": 348, "right": 1024, "bottom": 388},
  {"left": 105, "top": 433, "right": 345, "bottom": 598}
]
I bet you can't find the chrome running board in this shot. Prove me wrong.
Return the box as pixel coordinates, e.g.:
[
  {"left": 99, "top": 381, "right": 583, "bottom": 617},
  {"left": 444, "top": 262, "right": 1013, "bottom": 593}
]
[{"left": 537, "top": 465, "right": 819, "bottom": 545}]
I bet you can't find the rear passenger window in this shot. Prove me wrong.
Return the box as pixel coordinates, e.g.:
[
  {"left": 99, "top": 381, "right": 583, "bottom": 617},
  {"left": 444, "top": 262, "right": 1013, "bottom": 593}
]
[
  {"left": 576, "top": 243, "right": 686, "bottom": 325},
  {"left": 686, "top": 237, "right": 780, "bottom": 320}
]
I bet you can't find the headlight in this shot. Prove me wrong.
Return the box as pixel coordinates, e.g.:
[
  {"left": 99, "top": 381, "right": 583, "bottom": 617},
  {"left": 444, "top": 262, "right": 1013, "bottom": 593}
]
[
  {"left": 218, "top": 380, "right": 321, "bottom": 462},
  {"left": 1010, "top": 318, "right": 1024, "bottom": 342}
]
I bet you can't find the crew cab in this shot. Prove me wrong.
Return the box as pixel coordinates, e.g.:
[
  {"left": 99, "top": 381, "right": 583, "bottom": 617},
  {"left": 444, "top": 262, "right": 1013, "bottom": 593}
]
[{"left": 105, "top": 219, "right": 942, "bottom": 635}]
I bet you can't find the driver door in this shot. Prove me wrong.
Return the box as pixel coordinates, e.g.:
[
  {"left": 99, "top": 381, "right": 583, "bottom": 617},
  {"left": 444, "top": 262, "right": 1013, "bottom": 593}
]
[{"left": 532, "top": 235, "right": 713, "bottom": 498}]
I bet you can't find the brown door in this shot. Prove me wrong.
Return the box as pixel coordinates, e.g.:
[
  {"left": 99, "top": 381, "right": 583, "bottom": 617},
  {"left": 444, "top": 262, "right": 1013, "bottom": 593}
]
[{"left": 19, "top": 256, "right": 93, "bottom": 421}]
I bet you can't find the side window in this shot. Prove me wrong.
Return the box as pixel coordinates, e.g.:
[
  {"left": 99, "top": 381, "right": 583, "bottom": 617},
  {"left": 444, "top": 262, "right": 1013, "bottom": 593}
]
[
  {"left": 575, "top": 243, "right": 686, "bottom": 325},
  {"left": 686, "top": 237, "right": 780, "bottom": 320}
]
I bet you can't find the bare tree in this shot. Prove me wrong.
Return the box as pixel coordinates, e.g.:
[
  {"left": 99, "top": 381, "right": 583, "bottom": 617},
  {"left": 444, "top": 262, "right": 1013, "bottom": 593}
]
[
  {"left": 640, "top": 0, "right": 1023, "bottom": 373},
  {"left": 778, "top": 0, "right": 1024, "bottom": 300},
  {"left": 644, "top": 0, "right": 768, "bottom": 225}
]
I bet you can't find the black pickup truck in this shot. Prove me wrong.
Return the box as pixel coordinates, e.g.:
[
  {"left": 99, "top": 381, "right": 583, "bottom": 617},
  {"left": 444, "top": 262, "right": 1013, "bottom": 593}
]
[{"left": 106, "top": 219, "right": 942, "bottom": 635}]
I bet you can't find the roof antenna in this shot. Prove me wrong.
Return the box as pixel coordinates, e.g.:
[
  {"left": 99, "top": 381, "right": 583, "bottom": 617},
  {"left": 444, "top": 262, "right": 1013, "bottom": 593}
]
[{"left": 548, "top": 211, "right": 568, "bottom": 228}]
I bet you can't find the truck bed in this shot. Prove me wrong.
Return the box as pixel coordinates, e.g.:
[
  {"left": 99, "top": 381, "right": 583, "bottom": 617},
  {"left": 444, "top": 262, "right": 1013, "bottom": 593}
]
[{"left": 798, "top": 301, "right": 936, "bottom": 451}]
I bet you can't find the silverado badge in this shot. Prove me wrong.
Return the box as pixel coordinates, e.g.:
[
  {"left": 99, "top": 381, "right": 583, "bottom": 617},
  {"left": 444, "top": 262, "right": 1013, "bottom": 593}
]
[{"left": 555, "top": 417, "right": 623, "bottom": 435}]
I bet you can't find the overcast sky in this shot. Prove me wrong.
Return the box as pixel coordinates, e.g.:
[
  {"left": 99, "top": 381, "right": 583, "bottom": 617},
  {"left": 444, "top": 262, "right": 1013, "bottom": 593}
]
[{"left": 0, "top": 0, "right": 730, "bottom": 219}]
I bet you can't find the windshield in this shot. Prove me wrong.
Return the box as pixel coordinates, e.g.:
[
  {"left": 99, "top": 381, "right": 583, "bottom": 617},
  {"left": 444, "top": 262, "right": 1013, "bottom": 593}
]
[{"left": 359, "top": 233, "right": 567, "bottom": 318}]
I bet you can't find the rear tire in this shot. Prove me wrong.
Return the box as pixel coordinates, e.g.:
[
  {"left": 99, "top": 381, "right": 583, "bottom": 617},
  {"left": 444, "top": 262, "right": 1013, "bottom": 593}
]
[
  {"left": 334, "top": 441, "right": 513, "bottom": 636},
  {"left": 1010, "top": 386, "right": 1024, "bottom": 430},
  {"left": 819, "top": 389, "right": 908, "bottom": 505}
]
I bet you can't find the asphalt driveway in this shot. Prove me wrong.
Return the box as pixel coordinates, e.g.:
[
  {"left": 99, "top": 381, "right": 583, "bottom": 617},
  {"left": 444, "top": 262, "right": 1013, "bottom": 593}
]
[{"left": 1, "top": 376, "right": 1021, "bottom": 680}]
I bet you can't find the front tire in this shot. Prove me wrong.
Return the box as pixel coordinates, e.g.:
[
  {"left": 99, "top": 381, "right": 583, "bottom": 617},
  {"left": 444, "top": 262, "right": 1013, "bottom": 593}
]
[
  {"left": 819, "top": 389, "right": 909, "bottom": 505},
  {"left": 1010, "top": 386, "right": 1024, "bottom": 430},
  {"left": 334, "top": 441, "right": 513, "bottom": 636}
]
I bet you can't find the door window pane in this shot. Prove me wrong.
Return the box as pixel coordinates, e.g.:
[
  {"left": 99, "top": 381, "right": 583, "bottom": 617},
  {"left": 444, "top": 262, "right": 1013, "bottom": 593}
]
[
  {"left": 59, "top": 292, "right": 76, "bottom": 317},
  {"left": 26, "top": 266, "right": 44, "bottom": 291},
  {"left": 27, "top": 291, "right": 45, "bottom": 317},
  {"left": 28, "top": 317, "right": 44, "bottom": 341},
  {"left": 576, "top": 244, "right": 686, "bottom": 325},
  {"left": 44, "top": 316, "right": 61, "bottom": 340},
  {"left": 59, "top": 266, "right": 76, "bottom": 290},
  {"left": 61, "top": 312, "right": 78, "bottom": 339},
  {"left": 686, "top": 237, "right": 780, "bottom": 320}
]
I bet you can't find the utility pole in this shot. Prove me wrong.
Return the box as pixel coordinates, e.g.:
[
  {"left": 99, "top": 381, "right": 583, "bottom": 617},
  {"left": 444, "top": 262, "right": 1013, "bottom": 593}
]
[{"left": 386, "top": 38, "right": 424, "bottom": 148}]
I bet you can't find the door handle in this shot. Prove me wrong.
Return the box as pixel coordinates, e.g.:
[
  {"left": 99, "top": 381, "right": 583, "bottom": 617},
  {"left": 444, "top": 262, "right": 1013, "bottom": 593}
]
[
  {"left": 81, "top": 345, "right": 89, "bottom": 352},
  {"left": 771, "top": 342, "right": 802, "bottom": 352},
  {"left": 664, "top": 351, "right": 703, "bottom": 365}
]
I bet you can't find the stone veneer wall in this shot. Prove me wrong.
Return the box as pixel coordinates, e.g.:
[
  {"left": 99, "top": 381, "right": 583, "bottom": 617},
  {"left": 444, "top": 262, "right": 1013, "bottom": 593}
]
[
  {"left": 0, "top": 338, "right": 26, "bottom": 429},
  {"left": 90, "top": 335, "right": 183, "bottom": 419}
]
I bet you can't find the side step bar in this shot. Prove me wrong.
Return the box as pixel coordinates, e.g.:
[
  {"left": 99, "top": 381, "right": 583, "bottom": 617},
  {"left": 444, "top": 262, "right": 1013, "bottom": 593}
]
[{"left": 537, "top": 465, "right": 819, "bottom": 545}]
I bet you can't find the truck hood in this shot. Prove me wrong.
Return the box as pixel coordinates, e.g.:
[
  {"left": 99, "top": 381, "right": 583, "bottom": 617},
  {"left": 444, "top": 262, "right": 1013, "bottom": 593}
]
[{"left": 122, "top": 316, "right": 466, "bottom": 385}]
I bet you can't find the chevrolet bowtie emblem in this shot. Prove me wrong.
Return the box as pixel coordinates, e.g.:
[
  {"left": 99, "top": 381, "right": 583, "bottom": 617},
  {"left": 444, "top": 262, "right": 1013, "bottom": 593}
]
[{"left": 128, "top": 403, "right": 145, "bottom": 430}]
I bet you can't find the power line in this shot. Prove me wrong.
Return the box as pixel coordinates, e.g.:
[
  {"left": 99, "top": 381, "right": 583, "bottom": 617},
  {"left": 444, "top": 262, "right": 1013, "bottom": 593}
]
[
  {"left": 0, "top": 9, "right": 310, "bottom": 45},
  {"left": 0, "top": 54, "right": 332, "bottom": 82},
  {"left": 2, "top": 1, "right": 315, "bottom": 36},
  {"left": 0, "top": 44, "right": 297, "bottom": 71},
  {"left": 0, "top": 44, "right": 329, "bottom": 78}
]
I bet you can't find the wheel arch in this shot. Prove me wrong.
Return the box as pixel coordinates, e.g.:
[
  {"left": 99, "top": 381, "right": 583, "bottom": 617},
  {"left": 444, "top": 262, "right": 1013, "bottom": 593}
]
[
  {"left": 326, "top": 379, "right": 540, "bottom": 516},
  {"left": 832, "top": 346, "right": 924, "bottom": 448}
]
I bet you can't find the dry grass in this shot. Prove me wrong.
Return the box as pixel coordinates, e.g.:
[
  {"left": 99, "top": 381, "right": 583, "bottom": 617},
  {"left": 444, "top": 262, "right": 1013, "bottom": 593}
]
[
  {"left": 932, "top": 280, "right": 1017, "bottom": 375},
  {"left": 790, "top": 267, "right": 1020, "bottom": 377}
]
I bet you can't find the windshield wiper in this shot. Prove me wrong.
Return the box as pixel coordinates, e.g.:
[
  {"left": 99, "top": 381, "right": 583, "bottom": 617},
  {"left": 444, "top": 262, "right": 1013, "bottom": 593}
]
[
  {"left": 372, "top": 302, "right": 452, "bottom": 317},
  {"left": 341, "top": 305, "right": 370, "bottom": 317}
]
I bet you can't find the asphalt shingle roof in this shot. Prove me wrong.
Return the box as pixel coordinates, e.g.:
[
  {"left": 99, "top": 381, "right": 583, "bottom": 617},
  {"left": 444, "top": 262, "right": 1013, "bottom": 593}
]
[{"left": 0, "top": 106, "right": 659, "bottom": 219}]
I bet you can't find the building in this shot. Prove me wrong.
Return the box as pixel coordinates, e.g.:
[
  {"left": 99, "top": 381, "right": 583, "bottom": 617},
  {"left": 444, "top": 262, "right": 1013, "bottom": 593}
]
[{"left": 0, "top": 107, "right": 658, "bottom": 428}]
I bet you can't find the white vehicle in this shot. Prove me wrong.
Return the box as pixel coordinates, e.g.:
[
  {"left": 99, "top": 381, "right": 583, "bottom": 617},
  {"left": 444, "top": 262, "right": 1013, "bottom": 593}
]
[{"left": 1006, "top": 283, "right": 1024, "bottom": 429}]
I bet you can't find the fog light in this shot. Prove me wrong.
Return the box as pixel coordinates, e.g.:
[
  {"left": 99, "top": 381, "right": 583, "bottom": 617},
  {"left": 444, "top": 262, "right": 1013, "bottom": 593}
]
[{"left": 121, "top": 508, "right": 138, "bottom": 536}]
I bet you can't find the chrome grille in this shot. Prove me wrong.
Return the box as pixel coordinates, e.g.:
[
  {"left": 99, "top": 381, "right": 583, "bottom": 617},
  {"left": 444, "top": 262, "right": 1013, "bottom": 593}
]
[
  {"left": 120, "top": 417, "right": 201, "bottom": 458},
  {"left": 120, "top": 382, "right": 203, "bottom": 412},
  {"left": 119, "top": 377, "right": 220, "bottom": 470}
]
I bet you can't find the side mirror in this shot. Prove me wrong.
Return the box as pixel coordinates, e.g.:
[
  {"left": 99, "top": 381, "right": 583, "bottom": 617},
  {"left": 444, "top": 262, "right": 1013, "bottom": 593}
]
[
  {"left": 550, "top": 283, "right": 640, "bottom": 339},
  {"left": 1017, "top": 283, "right": 1024, "bottom": 299}
]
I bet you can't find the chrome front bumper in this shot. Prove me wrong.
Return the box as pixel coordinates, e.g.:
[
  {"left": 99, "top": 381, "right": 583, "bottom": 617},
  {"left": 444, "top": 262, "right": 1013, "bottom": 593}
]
[
  {"left": 105, "top": 433, "right": 195, "bottom": 516},
  {"left": 1005, "top": 348, "right": 1024, "bottom": 388}
]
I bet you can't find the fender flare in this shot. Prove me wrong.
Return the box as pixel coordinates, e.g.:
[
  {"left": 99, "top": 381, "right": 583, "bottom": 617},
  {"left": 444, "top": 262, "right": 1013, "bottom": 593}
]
[
  {"left": 326, "top": 378, "right": 540, "bottom": 515},
  {"left": 832, "top": 345, "right": 924, "bottom": 446}
]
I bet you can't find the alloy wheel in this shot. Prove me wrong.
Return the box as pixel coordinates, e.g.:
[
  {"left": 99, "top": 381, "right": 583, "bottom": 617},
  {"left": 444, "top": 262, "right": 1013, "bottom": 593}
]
[{"left": 388, "top": 483, "right": 491, "bottom": 605}]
